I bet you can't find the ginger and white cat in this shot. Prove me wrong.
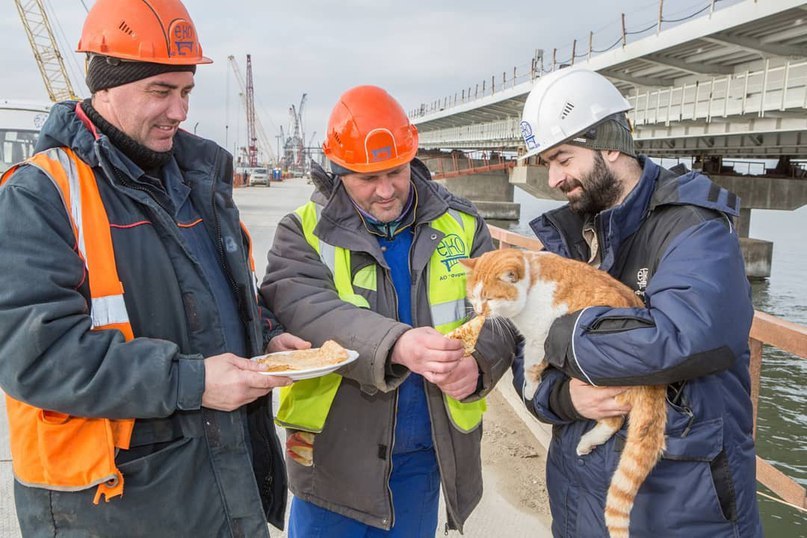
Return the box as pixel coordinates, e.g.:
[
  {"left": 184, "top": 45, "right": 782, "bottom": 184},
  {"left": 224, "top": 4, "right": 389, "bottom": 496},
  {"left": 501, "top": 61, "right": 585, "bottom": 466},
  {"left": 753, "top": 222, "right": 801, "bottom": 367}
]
[{"left": 460, "top": 248, "right": 666, "bottom": 538}]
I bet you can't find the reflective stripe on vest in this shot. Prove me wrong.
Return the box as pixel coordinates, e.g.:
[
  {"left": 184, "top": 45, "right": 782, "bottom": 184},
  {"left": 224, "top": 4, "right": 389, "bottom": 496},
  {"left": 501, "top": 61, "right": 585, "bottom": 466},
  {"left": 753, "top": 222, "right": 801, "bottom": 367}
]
[
  {"left": 275, "top": 201, "right": 485, "bottom": 434},
  {"left": 1, "top": 147, "right": 135, "bottom": 504}
]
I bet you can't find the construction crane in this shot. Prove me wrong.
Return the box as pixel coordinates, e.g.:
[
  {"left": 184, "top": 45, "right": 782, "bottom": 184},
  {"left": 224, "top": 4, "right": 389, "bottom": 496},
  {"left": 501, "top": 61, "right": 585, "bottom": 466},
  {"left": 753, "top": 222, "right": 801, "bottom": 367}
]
[
  {"left": 244, "top": 54, "right": 258, "bottom": 167},
  {"left": 227, "top": 55, "right": 276, "bottom": 165},
  {"left": 297, "top": 93, "right": 307, "bottom": 167},
  {"left": 281, "top": 93, "right": 309, "bottom": 175},
  {"left": 286, "top": 103, "right": 304, "bottom": 173},
  {"left": 14, "top": 0, "right": 80, "bottom": 102}
]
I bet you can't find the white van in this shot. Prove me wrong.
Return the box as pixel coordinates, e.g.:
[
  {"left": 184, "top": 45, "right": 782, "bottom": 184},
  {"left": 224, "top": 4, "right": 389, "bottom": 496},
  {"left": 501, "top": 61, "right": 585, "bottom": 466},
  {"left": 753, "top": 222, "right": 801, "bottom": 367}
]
[{"left": 248, "top": 167, "right": 269, "bottom": 186}]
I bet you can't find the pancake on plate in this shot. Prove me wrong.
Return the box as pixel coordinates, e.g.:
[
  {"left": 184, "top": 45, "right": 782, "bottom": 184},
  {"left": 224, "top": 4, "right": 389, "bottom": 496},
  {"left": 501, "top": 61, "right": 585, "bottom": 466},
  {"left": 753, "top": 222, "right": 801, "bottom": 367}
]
[{"left": 256, "top": 340, "right": 350, "bottom": 372}]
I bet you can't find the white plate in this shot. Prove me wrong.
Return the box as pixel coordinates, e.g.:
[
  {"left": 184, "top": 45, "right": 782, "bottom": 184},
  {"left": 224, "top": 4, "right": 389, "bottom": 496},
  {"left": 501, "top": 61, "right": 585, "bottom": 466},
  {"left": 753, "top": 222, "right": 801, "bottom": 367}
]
[{"left": 252, "top": 349, "right": 359, "bottom": 380}]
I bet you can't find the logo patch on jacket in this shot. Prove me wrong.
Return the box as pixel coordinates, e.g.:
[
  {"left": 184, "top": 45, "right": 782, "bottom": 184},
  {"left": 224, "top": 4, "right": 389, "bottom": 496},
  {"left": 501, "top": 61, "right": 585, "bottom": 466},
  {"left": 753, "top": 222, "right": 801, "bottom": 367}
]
[
  {"left": 224, "top": 236, "right": 239, "bottom": 253},
  {"left": 437, "top": 233, "right": 467, "bottom": 272},
  {"left": 636, "top": 267, "right": 649, "bottom": 298}
]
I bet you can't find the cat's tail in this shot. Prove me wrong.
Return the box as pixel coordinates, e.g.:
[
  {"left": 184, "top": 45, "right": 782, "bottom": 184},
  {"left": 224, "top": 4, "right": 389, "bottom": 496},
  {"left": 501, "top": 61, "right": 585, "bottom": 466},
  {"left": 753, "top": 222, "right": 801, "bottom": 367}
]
[{"left": 605, "top": 385, "right": 667, "bottom": 538}]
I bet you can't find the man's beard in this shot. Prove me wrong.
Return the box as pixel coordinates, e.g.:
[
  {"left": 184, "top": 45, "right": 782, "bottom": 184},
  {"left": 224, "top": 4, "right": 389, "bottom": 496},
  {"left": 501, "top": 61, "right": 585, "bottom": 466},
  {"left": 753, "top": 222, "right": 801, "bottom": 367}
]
[{"left": 563, "top": 152, "right": 623, "bottom": 215}]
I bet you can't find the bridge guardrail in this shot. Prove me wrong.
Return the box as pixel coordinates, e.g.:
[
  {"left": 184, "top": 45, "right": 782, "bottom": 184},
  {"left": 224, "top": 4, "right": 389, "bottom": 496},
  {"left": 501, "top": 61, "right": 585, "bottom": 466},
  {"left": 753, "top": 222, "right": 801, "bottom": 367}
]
[
  {"left": 487, "top": 224, "right": 807, "bottom": 512},
  {"left": 629, "top": 59, "right": 807, "bottom": 126},
  {"left": 409, "top": 0, "right": 744, "bottom": 120}
]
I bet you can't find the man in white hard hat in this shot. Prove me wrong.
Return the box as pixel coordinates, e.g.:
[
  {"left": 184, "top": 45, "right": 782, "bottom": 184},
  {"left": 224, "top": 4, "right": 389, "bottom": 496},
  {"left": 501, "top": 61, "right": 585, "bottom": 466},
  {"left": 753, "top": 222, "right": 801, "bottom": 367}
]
[{"left": 515, "top": 68, "right": 762, "bottom": 537}]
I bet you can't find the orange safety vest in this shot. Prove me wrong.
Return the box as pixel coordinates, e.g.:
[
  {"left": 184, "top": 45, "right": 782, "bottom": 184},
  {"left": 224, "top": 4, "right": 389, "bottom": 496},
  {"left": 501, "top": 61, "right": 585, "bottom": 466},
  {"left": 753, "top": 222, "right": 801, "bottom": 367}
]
[{"left": 1, "top": 147, "right": 135, "bottom": 504}]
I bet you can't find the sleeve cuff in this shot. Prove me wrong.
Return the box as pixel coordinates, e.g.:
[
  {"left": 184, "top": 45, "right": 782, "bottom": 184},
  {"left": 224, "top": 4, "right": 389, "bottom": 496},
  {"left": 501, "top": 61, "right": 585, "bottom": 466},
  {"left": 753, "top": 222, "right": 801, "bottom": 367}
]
[
  {"left": 176, "top": 354, "right": 205, "bottom": 410},
  {"left": 548, "top": 377, "right": 585, "bottom": 422},
  {"left": 545, "top": 310, "right": 586, "bottom": 380}
]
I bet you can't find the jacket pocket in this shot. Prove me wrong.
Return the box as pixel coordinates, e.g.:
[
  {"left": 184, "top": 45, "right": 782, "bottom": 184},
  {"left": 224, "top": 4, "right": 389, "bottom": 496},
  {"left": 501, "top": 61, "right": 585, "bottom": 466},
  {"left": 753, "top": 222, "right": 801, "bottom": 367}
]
[
  {"left": 662, "top": 413, "right": 737, "bottom": 523},
  {"left": 709, "top": 449, "right": 737, "bottom": 522},
  {"left": 34, "top": 410, "right": 118, "bottom": 488},
  {"left": 662, "top": 411, "right": 723, "bottom": 462},
  {"left": 117, "top": 437, "right": 193, "bottom": 483},
  {"left": 612, "top": 408, "right": 738, "bottom": 529}
]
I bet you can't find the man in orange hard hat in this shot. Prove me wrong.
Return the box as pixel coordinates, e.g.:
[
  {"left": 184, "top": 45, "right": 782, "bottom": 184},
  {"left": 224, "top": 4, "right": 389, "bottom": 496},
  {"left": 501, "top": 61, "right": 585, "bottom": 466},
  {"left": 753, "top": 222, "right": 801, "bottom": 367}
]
[
  {"left": 0, "top": 0, "right": 305, "bottom": 535},
  {"left": 261, "top": 85, "right": 521, "bottom": 536}
]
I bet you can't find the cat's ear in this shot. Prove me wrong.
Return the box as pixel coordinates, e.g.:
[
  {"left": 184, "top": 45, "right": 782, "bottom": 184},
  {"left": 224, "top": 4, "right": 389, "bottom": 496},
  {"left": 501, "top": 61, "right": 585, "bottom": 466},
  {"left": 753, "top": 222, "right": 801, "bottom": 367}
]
[
  {"left": 459, "top": 257, "right": 477, "bottom": 272},
  {"left": 502, "top": 271, "right": 518, "bottom": 283}
]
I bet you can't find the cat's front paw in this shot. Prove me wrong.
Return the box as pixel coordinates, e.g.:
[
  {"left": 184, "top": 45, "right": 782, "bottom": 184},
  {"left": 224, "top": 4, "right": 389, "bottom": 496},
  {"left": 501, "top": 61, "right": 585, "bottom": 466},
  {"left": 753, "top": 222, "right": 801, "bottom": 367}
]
[
  {"left": 523, "top": 378, "right": 539, "bottom": 401},
  {"left": 522, "top": 363, "right": 544, "bottom": 400},
  {"left": 576, "top": 440, "right": 595, "bottom": 456}
]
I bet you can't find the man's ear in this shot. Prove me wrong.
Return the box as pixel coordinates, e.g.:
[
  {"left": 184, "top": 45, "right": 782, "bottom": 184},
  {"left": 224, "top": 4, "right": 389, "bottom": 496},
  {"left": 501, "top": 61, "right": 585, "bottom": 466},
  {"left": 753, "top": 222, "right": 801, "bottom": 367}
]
[{"left": 601, "top": 149, "right": 621, "bottom": 163}]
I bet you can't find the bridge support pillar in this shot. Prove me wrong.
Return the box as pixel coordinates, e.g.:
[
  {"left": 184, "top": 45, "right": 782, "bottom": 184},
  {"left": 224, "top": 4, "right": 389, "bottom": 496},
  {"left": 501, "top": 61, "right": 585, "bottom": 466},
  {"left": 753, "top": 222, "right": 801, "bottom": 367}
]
[
  {"left": 711, "top": 173, "right": 807, "bottom": 280},
  {"left": 433, "top": 170, "right": 520, "bottom": 221}
]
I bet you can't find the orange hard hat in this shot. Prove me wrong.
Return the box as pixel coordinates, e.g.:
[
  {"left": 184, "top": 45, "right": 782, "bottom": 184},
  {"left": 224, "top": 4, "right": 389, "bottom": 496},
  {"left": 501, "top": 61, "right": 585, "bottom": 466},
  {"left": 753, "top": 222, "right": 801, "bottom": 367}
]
[
  {"left": 323, "top": 85, "right": 418, "bottom": 174},
  {"left": 76, "top": 0, "right": 212, "bottom": 65}
]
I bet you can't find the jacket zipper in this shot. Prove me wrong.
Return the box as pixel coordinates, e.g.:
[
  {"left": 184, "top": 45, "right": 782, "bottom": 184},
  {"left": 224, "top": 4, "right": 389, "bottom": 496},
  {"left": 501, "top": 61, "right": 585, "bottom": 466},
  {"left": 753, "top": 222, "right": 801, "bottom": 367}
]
[
  {"left": 109, "top": 166, "right": 174, "bottom": 215},
  {"left": 210, "top": 183, "right": 252, "bottom": 331},
  {"left": 384, "top": 265, "right": 398, "bottom": 530},
  {"left": 110, "top": 158, "right": 254, "bottom": 353}
]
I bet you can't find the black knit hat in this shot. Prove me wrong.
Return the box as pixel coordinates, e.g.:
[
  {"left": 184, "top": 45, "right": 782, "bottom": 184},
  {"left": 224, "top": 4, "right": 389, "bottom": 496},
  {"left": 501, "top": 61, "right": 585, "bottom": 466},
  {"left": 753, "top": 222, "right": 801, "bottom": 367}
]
[{"left": 86, "top": 55, "right": 196, "bottom": 93}]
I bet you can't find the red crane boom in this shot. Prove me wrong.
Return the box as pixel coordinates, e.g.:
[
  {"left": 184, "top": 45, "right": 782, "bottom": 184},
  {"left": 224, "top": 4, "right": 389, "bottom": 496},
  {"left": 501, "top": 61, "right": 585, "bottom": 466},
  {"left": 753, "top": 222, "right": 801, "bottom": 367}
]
[{"left": 245, "top": 54, "right": 258, "bottom": 168}]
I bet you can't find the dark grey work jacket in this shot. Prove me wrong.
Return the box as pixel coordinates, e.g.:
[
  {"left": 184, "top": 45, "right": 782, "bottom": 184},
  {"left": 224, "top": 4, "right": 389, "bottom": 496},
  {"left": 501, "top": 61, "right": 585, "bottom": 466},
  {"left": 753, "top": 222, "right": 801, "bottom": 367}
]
[{"left": 261, "top": 162, "right": 520, "bottom": 532}]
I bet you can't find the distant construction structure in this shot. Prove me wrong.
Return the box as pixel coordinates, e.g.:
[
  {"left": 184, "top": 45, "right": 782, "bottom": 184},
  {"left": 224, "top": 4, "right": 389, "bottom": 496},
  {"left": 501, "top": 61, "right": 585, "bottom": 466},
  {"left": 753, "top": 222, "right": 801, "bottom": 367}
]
[
  {"left": 281, "top": 94, "right": 306, "bottom": 176},
  {"left": 227, "top": 54, "right": 275, "bottom": 168},
  {"left": 14, "top": 0, "right": 80, "bottom": 102}
]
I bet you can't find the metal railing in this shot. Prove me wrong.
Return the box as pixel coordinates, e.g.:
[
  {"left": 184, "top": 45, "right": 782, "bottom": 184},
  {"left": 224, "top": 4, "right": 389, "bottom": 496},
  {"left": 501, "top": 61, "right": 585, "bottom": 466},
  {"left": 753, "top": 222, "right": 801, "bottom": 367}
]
[
  {"left": 408, "top": 0, "right": 742, "bottom": 120},
  {"left": 487, "top": 224, "right": 807, "bottom": 511},
  {"left": 628, "top": 59, "right": 807, "bottom": 126}
]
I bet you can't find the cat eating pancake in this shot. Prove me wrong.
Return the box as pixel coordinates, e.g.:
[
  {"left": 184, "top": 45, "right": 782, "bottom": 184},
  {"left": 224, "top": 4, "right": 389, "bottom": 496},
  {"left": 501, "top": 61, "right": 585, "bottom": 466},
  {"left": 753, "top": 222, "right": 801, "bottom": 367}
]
[
  {"left": 460, "top": 249, "right": 666, "bottom": 538},
  {"left": 446, "top": 315, "right": 486, "bottom": 355}
]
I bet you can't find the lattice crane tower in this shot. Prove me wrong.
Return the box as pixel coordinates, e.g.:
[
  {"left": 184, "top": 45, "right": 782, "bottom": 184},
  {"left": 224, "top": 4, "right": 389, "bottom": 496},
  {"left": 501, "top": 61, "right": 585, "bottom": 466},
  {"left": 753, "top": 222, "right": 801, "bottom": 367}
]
[
  {"left": 244, "top": 54, "right": 258, "bottom": 168},
  {"left": 14, "top": 0, "right": 79, "bottom": 102}
]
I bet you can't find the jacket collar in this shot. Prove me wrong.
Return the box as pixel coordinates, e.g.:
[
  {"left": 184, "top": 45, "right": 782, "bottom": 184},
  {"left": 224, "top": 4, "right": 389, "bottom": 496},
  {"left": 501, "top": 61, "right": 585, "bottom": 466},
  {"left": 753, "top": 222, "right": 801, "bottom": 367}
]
[
  {"left": 35, "top": 101, "right": 233, "bottom": 198},
  {"left": 529, "top": 157, "right": 659, "bottom": 271},
  {"left": 314, "top": 159, "right": 458, "bottom": 250},
  {"left": 529, "top": 156, "right": 740, "bottom": 271}
]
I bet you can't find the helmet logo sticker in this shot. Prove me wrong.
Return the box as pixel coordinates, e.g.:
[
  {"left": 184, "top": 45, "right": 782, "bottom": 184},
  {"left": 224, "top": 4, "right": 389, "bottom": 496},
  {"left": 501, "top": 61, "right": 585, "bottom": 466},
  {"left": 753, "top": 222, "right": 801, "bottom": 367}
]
[
  {"left": 168, "top": 20, "right": 197, "bottom": 57},
  {"left": 364, "top": 128, "right": 398, "bottom": 164},
  {"left": 370, "top": 147, "right": 392, "bottom": 162},
  {"left": 561, "top": 102, "right": 575, "bottom": 120},
  {"left": 437, "top": 234, "right": 467, "bottom": 273},
  {"left": 520, "top": 121, "right": 539, "bottom": 151}
]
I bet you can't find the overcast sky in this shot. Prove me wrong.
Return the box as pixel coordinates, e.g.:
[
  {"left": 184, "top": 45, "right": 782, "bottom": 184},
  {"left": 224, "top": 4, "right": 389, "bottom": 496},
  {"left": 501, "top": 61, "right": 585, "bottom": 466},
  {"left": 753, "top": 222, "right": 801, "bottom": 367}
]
[{"left": 2, "top": 0, "right": 712, "bottom": 159}]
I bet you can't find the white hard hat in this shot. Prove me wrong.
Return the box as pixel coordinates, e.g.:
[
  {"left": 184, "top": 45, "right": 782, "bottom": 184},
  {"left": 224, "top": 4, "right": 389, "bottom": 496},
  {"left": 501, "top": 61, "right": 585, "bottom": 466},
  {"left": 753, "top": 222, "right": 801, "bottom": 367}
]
[{"left": 520, "top": 68, "right": 632, "bottom": 158}]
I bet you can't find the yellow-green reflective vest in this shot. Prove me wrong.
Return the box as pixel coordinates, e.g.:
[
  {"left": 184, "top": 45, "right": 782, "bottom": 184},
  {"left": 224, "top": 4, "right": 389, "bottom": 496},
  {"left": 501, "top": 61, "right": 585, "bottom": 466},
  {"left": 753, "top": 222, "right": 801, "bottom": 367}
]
[{"left": 275, "top": 201, "right": 486, "bottom": 434}]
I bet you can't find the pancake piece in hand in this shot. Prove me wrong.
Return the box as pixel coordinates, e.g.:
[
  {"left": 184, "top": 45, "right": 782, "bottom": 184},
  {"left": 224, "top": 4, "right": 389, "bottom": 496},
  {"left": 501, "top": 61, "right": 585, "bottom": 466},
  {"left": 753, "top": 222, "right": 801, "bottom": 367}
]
[{"left": 446, "top": 316, "right": 486, "bottom": 355}]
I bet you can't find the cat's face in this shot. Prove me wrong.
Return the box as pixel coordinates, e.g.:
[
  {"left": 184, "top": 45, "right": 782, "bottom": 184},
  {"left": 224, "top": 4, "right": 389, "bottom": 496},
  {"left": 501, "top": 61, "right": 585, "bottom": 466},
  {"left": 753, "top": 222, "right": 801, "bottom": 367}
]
[{"left": 459, "top": 249, "right": 531, "bottom": 319}]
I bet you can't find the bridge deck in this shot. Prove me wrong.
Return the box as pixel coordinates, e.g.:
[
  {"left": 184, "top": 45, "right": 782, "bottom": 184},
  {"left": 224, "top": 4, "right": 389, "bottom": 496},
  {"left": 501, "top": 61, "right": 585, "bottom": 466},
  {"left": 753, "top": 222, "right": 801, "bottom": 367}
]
[{"left": 410, "top": 0, "right": 807, "bottom": 159}]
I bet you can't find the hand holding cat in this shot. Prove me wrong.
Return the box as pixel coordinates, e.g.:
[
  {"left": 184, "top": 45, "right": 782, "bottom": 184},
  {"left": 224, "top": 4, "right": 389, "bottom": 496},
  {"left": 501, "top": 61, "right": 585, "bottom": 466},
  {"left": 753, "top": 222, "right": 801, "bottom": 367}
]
[
  {"left": 390, "top": 327, "right": 465, "bottom": 384},
  {"left": 434, "top": 356, "right": 480, "bottom": 400},
  {"left": 568, "top": 379, "right": 632, "bottom": 420}
]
